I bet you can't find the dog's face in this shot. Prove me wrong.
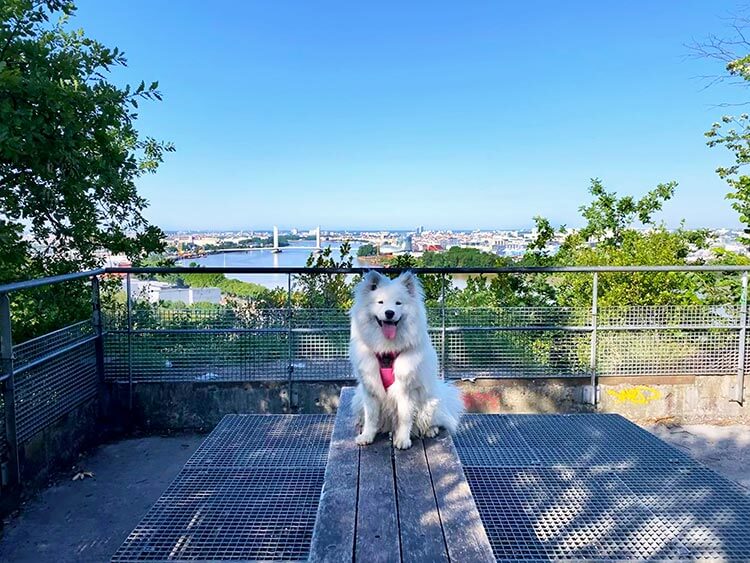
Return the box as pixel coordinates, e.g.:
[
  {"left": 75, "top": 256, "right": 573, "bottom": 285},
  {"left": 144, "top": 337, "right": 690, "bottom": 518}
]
[{"left": 350, "top": 270, "right": 427, "bottom": 351}]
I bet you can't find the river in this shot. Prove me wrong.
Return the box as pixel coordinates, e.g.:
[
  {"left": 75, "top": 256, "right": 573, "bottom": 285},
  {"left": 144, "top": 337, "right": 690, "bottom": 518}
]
[{"left": 177, "top": 240, "right": 365, "bottom": 288}]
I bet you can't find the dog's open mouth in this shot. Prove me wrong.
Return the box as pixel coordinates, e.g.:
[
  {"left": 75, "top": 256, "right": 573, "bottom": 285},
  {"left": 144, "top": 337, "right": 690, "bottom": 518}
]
[{"left": 375, "top": 317, "right": 399, "bottom": 340}]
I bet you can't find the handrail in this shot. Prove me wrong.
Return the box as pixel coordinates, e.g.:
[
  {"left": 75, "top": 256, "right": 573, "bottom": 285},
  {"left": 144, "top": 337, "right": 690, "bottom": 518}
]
[
  {"left": 1, "top": 264, "right": 750, "bottom": 295},
  {"left": 0, "top": 268, "right": 105, "bottom": 294},
  {"left": 107, "top": 264, "right": 750, "bottom": 275}
]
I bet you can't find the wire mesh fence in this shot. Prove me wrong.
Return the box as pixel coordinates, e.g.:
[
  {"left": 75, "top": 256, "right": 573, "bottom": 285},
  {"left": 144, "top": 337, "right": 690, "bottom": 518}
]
[{"left": 102, "top": 300, "right": 750, "bottom": 382}]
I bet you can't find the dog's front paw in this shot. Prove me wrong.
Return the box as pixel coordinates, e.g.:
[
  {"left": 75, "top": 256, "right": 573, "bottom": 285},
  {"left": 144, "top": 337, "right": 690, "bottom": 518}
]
[
  {"left": 392, "top": 433, "right": 412, "bottom": 450},
  {"left": 423, "top": 426, "right": 439, "bottom": 438},
  {"left": 355, "top": 432, "right": 375, "bottom": 446}
]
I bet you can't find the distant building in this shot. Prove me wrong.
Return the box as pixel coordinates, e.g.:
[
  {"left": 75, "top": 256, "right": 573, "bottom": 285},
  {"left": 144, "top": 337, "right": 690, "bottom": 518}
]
[
  {"left": 127, "top": 279, "right": 222, "bottom": 305},
  {"left": 380, "top": 234, "right": 413, "bottom": 254},
  {"left": 158, "top": 287, "right": 222, "bottom": 305}
]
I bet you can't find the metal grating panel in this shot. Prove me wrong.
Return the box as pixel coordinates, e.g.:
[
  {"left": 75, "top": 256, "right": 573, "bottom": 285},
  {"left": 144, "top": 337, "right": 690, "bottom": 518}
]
[
  {"left": 465, "top": 466, "right": 693, "bottom": 561},
  {"left": 596, "top": 330, "right": 738, "bottom": 377},
  {"left": 14, "top": 340, "right": 97, "bottom": 442},
  {"left": 185, "top": 415, "right": 333, "bottom": 468},
  {"left": 443, "top": 306, "right": 592, "bottom": 328},
  {"left": 598, "top": 305, "right": 741, "bottom": 328},
  {"left": 0, "top": 385, "right": 7, "bottom": 465},
  {"left": 444, "top": 330, "right": 590, "bottom": 379},
  {"left": 113, "top": 414, "right": 334, "bottom": 562},
  {"left": 105, "top": 331, "right": 289, "bottom": 382},
  {"left": 12, "top": 320, "right": 93, "bottom": 369},
  {"left": 617, "top": 466, "right": 750, "bottom": 560},
  {"left": 291, "top": 331, "right": 350, "bottom": 380},
  {"left": 290, "top": 308, "right": 349, "bottom": 328},
  {"left": 104, "top": 303, "right": 750, "bottom": 382},
  {"left": 456, "top": 414, "right": 750, "bottom": 562},
  {"left": 111, "top": 467, "right": 324, "bottom": 562},
  {"left": 457, "top": 414, "right": 694, "bottom": 469}
]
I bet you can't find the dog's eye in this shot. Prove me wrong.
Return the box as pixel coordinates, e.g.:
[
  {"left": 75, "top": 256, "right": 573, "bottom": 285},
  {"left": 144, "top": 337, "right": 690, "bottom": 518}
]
[
  {"left": 377, "top": 300, "right": 384, "bottom": 304},
  {"left": 396, "top": 301, "right": 402, "bottom": 306}
]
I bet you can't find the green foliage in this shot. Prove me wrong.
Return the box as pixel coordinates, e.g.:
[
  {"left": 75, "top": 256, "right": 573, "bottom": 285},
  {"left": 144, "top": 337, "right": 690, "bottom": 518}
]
[
  {"left": 295, "top": 242, "right": 355, "bottom": 308},
  {"left": 526, "top": 216, "right": 559, "bottom": 255},
  {"left": 693, "top": 17, "right": 750, "bottom": 246},
  {"left": 384, "top": 253, "right": 444, "bottom": 303},
  {"left": 357, "top": 243, "right": 378, "bottom": 257},
  {"left": 1, "top": 0, "right": 172, "bottom": 339},
  {"left": 556, "top": 229, "right": 702, "bottom": 307},
  {"left": 179, "top": 273, "right": 269, "bottom": 299},
  {"left": 706, "top": 115, "right": 750, "bottom": 245},
  {"left": 421, "top": 247, "right": 503, "bottom": 268},
  {"left": 578, "top": 178, "right": 676, "bottom": 248}
]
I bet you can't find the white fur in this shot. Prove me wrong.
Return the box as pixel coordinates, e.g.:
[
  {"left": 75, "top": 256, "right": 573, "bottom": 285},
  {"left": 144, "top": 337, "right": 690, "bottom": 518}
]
[{"left": 349, "top": 270, "right": 464, "bottom": 450}]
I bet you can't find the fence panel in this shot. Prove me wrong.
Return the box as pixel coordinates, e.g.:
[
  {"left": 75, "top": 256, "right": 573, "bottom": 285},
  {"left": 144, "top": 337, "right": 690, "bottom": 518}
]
[{"left": 12, "top": 322, "right": 98, "bottom": 443}]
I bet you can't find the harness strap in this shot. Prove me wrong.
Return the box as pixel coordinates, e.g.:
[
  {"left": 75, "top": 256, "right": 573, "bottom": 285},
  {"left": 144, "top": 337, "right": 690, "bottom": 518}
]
[{"left": 375, "top": 351, "right": 399, "bottom": 390}]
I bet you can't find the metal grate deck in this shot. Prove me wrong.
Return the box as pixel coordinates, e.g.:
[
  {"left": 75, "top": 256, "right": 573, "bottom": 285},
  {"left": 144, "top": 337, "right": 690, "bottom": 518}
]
[
  {"left": 456, "top": 414, "right": 750, "bottom": 562},
  {"left": 112, "top": 414, "right": 334, "bottom": 562},
  {"left": 185, "top": 415, "right": 334, "bottom": 468}
]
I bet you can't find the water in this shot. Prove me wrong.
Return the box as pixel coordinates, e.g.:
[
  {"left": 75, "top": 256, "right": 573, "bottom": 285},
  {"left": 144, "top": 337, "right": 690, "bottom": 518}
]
[{"left": 178, "top": 241, "right": 365, "bottom": 288}]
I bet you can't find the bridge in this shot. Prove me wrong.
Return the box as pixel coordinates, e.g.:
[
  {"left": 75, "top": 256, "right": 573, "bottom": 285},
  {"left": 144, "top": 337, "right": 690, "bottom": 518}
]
[
  {"left": 177, "top": 226, "right": 323, "bottom": 259},
  {"left": 271, "top": 225, "right": 322, "bottom": 253}
]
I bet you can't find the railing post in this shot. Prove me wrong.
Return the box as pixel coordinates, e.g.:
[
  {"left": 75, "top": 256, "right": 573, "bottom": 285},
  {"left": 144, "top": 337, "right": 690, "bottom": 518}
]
[
  {"left": 91, "top": 276, "right": 105, "bottom": 382},
  {"left": 735, "top": 272, "right": 748, "bottom": 404},
  {"left": 589, "top": 272, "right": 598, "bottom": 407},
  {"left": 441, "top": 274, "right": 447, "bottom": 380},
  {"left": 286, "top": 273, "right": 294, "bottom": 412},
  {"left": 0, "top": 293, "right": 20, "bottom": 488},
  {"left": 126, "top": 273, "right": 133, "bottom": 411}
]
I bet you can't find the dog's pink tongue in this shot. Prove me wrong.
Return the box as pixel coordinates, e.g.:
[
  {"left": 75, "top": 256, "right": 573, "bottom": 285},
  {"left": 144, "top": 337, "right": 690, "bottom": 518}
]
[{"left": 382, "top": 323, "right": 397, "bottom": 340}]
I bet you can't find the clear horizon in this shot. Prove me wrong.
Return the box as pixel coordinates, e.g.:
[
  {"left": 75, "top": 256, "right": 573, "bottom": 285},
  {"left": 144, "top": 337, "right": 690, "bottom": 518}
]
[{"left": 75, "top": 1, "right": 748, "bottom": 232}]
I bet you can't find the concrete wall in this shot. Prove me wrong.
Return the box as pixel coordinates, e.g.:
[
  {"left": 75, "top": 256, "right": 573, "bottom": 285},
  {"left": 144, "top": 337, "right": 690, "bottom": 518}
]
[
  {"left": 116, "top": 374, "right": 748, "bottom": 432},
  {"left": 457, "top": 375, "right": 748, "bottom": 424},
  {"left": 17, "top": 398, "right": 104, "bottom": 492}
]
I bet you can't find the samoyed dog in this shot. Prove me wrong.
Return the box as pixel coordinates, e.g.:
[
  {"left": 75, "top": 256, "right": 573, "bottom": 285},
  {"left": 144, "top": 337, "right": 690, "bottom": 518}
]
[{"left": 349, "top": 270, "right": 464, "bottom": 450}]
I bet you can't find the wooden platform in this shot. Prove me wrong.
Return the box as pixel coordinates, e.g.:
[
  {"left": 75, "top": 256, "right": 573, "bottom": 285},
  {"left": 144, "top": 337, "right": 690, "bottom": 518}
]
[{"left": 309, "top": 388, "right": 495, "bottom": 563}]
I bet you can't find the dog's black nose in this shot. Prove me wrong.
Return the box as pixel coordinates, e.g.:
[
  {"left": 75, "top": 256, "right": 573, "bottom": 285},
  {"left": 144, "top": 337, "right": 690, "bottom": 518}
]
[{"left": 385, "top": 310, "right": 395, "bottom": 319}]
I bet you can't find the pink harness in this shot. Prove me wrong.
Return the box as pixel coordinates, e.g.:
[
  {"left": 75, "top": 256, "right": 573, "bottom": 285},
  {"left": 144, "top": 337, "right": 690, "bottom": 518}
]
[{"left": 376, "top": 352, "right": 399, "bottom": 390}]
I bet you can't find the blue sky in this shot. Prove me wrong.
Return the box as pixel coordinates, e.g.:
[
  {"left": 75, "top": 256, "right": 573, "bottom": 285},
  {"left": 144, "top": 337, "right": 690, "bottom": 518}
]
[{"left": 75, "top": 1, "right": 748, "bottom": 231}]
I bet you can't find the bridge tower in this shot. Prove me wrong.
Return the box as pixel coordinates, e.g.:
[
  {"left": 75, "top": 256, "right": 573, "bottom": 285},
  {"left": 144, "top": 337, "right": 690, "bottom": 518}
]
[
  {"left": 272, "top": 226, "right": 282, "bottom": 253},
  {"left": 315, "top": 226, "right": 322, "bottom": 252}
]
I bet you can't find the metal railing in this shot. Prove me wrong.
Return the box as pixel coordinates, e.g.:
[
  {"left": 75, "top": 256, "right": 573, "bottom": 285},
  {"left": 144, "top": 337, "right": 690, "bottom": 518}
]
[{"left": 0, "top": 264, "right": 748, "bottom": 495}]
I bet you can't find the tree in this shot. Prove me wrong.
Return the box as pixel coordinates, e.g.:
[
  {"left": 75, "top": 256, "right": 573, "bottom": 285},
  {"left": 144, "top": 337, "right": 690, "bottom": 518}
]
[
  {"left": 420, "top": 247, "right": 503, "bottom": 268},
  {"left": 1, "top": 1, "right": 173, "bottom": 339},
  {"left": 357, "top": 243, "right": 378, "bottom": 257},
  {"left": 526, "top": 216, "right": 559, "bottom": 256},
  {"left": 690, "top": 12, "right": 750, "bottom": 245},
  {"left": 529, "top": 179, "right": 713, "bottom": 308},
  {"left": 295, "top": 242, "right": 354, "bottom": 308},
  {"left": 0, "top": 0, "right": 173, "bottom": 282},
  {"left": 577, "top": 178, "right": 676, "bottom": 248}
]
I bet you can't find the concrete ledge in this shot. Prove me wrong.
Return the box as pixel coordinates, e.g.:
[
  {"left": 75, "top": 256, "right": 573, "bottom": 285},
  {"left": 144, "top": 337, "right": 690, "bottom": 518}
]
[{"left": 108, "top": 373, "right": 749, "bottom": 432}]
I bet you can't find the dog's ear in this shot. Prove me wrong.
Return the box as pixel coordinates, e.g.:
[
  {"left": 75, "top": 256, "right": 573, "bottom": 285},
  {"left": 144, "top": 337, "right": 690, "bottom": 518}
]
[
  {"left": 397, "top": 271, "right": 421, "bottom": 297},
  {"left": 362, "top": 270, "right": 384, "bottom": 291}
]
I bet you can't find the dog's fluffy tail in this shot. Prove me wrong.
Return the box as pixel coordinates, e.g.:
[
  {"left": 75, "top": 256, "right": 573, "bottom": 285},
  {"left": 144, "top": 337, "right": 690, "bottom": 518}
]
[{"left": 435, "top": 380, "right": 465, "bottom": 434}]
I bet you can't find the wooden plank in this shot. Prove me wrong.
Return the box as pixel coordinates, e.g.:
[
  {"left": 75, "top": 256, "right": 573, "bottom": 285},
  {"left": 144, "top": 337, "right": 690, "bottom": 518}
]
[
  {"left": 309, "top": 387, "right": 360, "bottom": 562},
  {"left": 355, "top": 430, "right": 401, "bottom": 562},
  {"left": 394, "top": 438, "right": 449, "bottom": 562},
  {"left": 425, "top": 431, "right": 496, "bottom": 563}
]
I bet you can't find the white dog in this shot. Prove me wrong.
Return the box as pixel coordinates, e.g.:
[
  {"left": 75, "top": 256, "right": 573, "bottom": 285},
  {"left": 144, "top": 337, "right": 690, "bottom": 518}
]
[{"left": 349, "top": 270, "right": 464, "bottom": 450}]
